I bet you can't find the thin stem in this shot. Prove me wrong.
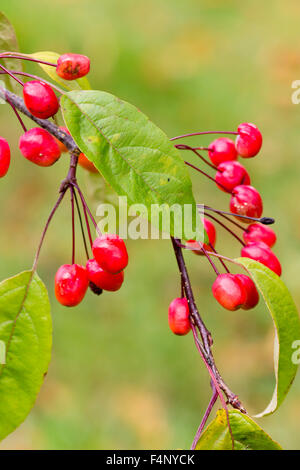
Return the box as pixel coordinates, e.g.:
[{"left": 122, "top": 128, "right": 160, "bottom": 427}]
[
  {"left": 0, "top": 53, "right": 57, "bottom": 67},
  {"left": 175, "top": 239, "right": 231, "bottom": 272},
  {"left": 191, "top": 382, "right": 218, "bottom": 450},
  {"left": 32, "top": 188, "right": 68, "bottom": 271},
  {"left": 171, "top": 238, "right": 246, "bottom": 414},
  {"left": 170, "top": 130, "right": 238, "bottom": 141},
  {"left": 203, "top": 251, "right": 246, "bottom": 269},
  {"left": 0, "top": 86, "right": 78, "bottom": 153},
  {"left": 74, "top": 186, "right": 94, "bottom": 247},
  {"left": 70, "top": 186, "right": 75, "bottom": 264},
  {"left": 73, "top": 183, "right": 101, "bottom": 236},
  {"left": 209, "top": 242, "right": 230, "bottom": 273},
  {"left": 185, "top": 160, "right": 231, "bottom": 193},
  {"left": 73, "top": 189, "right": 90, "bottom": 259},
  {"left": 172, "top": 237, "right": 212, "bottom": 349},
  {"left": 204, "top": 213, "right": 245, "bottom": 246},
  {"left": 204, "top": 205, "right": 275, "bottom": 225},
  {"left": 175, "top": 144, "right": 218, "bottom": 171},
  {"left": 5, "top": 92, "right": 27, "bottom": 132},
  {"left": 191, "top": 324, "right": 234, "bottom": 449},
  {"left": 205, "top": 210, "right": 246, "bottom": 231},
  {"left": 201, "top": 244, "right": 220, "bottom": 275},
  {"left": 0, "top": 63, "right": 24, "bottom": 86},
  {"left": 0, "top": 70, "right": 64, "bottom": 94}
]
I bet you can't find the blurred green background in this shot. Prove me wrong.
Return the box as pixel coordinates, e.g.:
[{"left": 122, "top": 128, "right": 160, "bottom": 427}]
[{"left": 1, "top": 0, "right": 300, "bottom": 450}]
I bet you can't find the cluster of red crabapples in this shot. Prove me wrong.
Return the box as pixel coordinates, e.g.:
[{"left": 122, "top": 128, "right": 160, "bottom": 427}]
[
  {"left": 0, "top": 53, "right": 97, "bottom": 176},
  {"left": 168, "top": 123, "right": 281, "bottom": 336},
  {"left": 55, "top": 234, "right": 128, "bottom": 307},
  {"left": 0, "top": 51, "right": 129, "bottom": 306}
]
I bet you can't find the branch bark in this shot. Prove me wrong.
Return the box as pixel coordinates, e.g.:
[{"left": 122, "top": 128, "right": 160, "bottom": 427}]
[
  {"left": 171, "top": 237, "right": 246, "bottom": 414},
  {"left": 0, "top": 86, "right": 78, "bottom": 154}
]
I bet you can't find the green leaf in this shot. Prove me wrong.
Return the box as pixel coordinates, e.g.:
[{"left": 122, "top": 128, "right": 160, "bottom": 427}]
[
  {"left": 0, "top": 270, "right": 52, "bottom": 441},
  {"left": 236, "top": 258, "right": 300, "bottom": 417},
  {"left": 196, "top": 409, "right": 282, "bottom": 450},
  {"left": 0, "top": 12, "right": 23, "bottom": 93},
  {"left": 24, "top": 51, "right": 91, "bottom": 91},
  {"left": 61, "top": 90, "right": 203, "bottom": 241}
]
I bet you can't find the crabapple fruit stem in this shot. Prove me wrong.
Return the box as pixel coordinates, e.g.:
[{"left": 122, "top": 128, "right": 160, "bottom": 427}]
[
  {"left": 185, "top": 160, "right": 231, "bottom": 193},
  {"left": 32, "top": 189, "right": 68, "bottom": 272},
  {"left": 204, "top": 205, "right": 275, "bottom": 224},
  {"left": 0, "top": 70, "right": 65, "bottom": 94},
  {"left": 190, "top": 382, "right": 218, "bottom": 450},
  {"left": 170, "top": 131, "right": 238, "bottom": 141},
  {"left": 5, "top": 92, "right": 27, "bottom": 132},
  {"left": 174, "top": 144, "right": 218, "bottom": 171},
  {"left": 73, "top": 189, "right": 90, "bottom": 259},
  {"left": 0, "top": 53, "right": 57, "bottom": 67},
  {"left": 70, "top": 186, "right": 75, "bottom": 265},
  {"left": 0, "top": 63, "right": 24, "bottom": 86},
  {"left": 201, "top": 244, "right": 220, "bottom": 275},
  {"left": 204, "top": 213, "right": 246, "bottom": 246},
  {"left": 73, "top": 183, "right": 101, "bottom": 235},
  {"left": 208, "top": 243, "right": 230, "bottom": 273}
]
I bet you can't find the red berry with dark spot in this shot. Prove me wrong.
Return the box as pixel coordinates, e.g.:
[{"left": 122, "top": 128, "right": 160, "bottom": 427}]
[
  {"left": 241, "top": 242, "right": 282, "bottom": 276},
  {"left": 215, "top": 161, "right": 250, "bottom": 193},
  {"left": 23, "top": 80, "right": 59, "bottom": 119},
  {"left": 92, "top": 234, "right": 128, "bottom": 274},
  {"left": 235, "top": 123, "right": 262, "bottom": 158},
  {"left": 212, "top": 273, "right": 246, "bottom": 311},
  {"left": 235, "top": 274, "right": 259, "bottom": 310},
  {"left": 86, "top": 259, "right": 124, "bottom": 292},
  {"left": 186, "top": 218, "right": 216, "bottom": 255},
  {"left": 168, "top": 297, "right": 191, "bottom": 335},
  {"left": 19, "top": 128, "right": 61, "bottom": 167},
  {"left": 0, "top": 137, "right": 11, "bottom": 177},
  {"left": 56, "top": 53, "right": 90, "bottom": 80},
  {"left": 55, "top": 264, "right": 89, "bottom": 307},
  {"left": 243, "top": 223, "right": 276, "bottom": 248},
  {"left": 208, "top": 137, "right": 238, "bottom": 166},
  {"left": 230, "top": 185, "right": 263, "bottom": 222}
]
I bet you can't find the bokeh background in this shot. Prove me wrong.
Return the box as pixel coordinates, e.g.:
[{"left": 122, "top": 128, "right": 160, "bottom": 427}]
[{"left": 0, "top": 0, "right": 300, "bottom": 450}]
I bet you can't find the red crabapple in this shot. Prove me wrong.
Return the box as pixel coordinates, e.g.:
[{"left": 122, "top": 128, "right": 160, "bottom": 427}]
[
  {"left": 235, "top": 123, "right": 262, "bottom": 158},
  {"left": 86, "top": 259, "right": 124, "bottom": 292},
  {"left": 243, "top": 223, "right": 276, "bottom": 248},
  {"left": 78, "top": 153, "right": 98, "bottom": 173},
  {"left": 0, "top": 137, "right": 11, "bottom": 177},
  {"left": 230, "top": 185, "right": 263, "bottom": 222},
  {"left": 92, "top": 234, "right": 128, "bottom": 274},
  {"left": 23, "top": 80, "right": 59, "bottom": 119},
  {"left": 235, "top": 274, "right": 259, "bottom": 310},
  {"left": 19, "top": 128, "right": 61, "bottom": 167},
  {"left": 212, "top": 273, "right": 246, "bottom": 311},
  {"left": 55, "top": 264, "right": 89, "bottom": 307},
  {"left": 215, "top": 161, "right": 250, "bottom": 193},
  {"left": 168, "top": 297, "right": 191, "bottom": 335},
  {"left": 241, "top": 242, "right": 282, "bottom": 276},
  {"left": 56, "top": 53, "right": 90, "bottom": 80},
  {"left": 208, "top": 137, "right": 238, "bottom": 166}
]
